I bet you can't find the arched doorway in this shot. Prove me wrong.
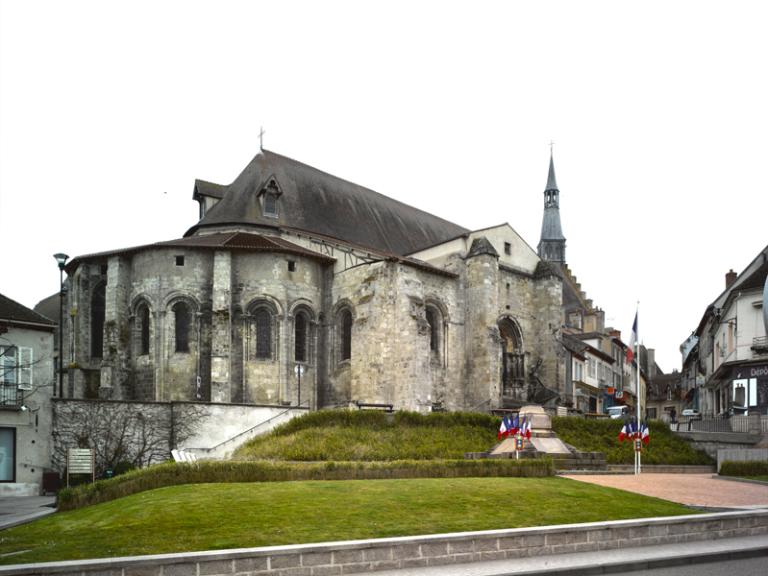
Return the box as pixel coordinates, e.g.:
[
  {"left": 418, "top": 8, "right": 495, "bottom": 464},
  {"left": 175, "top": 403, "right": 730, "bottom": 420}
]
[{"left": 498, "top": 318, "right": 524, "bottom": 397}]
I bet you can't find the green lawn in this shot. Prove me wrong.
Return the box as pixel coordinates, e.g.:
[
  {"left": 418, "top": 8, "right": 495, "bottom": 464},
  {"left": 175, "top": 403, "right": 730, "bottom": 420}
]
[{"left": 0, "top": 477, "right": 695, "bottom": 565}]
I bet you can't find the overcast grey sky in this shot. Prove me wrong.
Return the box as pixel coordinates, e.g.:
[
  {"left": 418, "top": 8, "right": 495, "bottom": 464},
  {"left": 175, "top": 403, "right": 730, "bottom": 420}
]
[{"left": 1, "top": 0, "right": 766, "bottom": 372}]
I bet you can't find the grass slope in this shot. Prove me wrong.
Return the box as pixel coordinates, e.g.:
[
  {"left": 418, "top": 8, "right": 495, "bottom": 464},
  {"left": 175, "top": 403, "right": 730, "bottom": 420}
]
[
  {"left": 0, "top": 477, "right": 695, "bottom": 565},
  {"left": 551, "top": 417, "right": 713, "bottom": 465},
  {"left": 234, "top": 410, "right": 713, "bottom": 466},
  {"left": 234, "top": 411, "right": 499, "bottom": 461}
]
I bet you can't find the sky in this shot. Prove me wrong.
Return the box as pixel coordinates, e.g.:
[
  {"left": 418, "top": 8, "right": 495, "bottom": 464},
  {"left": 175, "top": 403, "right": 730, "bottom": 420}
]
[{"left": 1, "top": 0, "right": 766, "bottom": 373}]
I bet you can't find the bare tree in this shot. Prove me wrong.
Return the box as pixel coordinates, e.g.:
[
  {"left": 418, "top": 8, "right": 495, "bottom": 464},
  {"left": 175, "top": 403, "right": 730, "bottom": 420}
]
[{"left": 52, "top": 400, "right": 204, "bottom": 476}]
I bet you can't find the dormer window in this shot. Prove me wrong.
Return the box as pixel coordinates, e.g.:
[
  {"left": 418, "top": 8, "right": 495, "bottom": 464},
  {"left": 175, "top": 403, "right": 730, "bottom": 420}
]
[{"left": 260, "top": 177, "right": 282, "bottom": 218}]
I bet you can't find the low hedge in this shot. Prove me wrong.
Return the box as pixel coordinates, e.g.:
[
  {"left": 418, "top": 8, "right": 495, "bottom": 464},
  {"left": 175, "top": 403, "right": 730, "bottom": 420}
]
[
  {"left": 719, "top": 460, "right": 768, "bottom": 477},
  {"left": 57, "top": 457, "right": 553, "bottom": 511}
]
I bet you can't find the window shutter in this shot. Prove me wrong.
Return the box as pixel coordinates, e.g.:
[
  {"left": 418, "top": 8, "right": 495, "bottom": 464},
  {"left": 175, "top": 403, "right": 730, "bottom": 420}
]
[{"left": 19, "top": 347, "right": 33, "bottom": 388}]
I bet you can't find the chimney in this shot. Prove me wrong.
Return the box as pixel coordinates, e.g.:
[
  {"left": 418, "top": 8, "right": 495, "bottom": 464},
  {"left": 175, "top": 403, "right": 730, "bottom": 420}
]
[
  {"left": 725, "top": 269, "right": 737, "bottom": 289},
  {"left": 647, "top": 348, "right": 656, "bottom": 379}
]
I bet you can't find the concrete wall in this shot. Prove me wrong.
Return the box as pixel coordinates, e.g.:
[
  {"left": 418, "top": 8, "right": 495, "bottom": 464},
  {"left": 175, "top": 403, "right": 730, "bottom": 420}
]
[
  {"left": 2, "top": 510, "right": 766, "bottom": 576},
  {"left": 717, "top": 448, "right": 768, "bottom": 472},
  {"left": 51, "top": 399, "right": 307, "bottom": 470},
  {"left": 0, "top": 325, "right": 54, "bottom": 495}
]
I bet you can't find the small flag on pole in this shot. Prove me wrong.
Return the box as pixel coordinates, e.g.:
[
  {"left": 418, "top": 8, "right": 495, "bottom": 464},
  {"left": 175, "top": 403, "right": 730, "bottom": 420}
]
[
  {"left": 641, "top": 421, "right": 650, "bottom": 445},
  {"left": 618, "top": 422, "right": 627, "bottom": 442},
  {"left": 498, "top": 416, "right": 508, "bottom": 440},
  {"left": 626, "top": 311, "right": 638, "bottom": 364}
]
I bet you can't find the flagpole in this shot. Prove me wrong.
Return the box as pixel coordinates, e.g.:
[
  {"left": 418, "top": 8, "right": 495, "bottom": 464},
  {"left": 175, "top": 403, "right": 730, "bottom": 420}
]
[{"left": 635, "top": 302, "right": 641, "bottom": 475}]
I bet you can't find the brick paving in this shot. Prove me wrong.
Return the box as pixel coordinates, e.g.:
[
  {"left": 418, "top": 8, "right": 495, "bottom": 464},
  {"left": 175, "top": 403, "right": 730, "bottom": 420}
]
[{"left": 561, "top": 473, "right": 768, "bottom": 508}]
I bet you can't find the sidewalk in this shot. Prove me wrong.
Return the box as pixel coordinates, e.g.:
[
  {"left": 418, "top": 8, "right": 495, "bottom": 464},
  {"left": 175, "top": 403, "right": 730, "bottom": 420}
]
[
  {"left": 560, "top": 473, "right": 768, "bottom": 509},
  {"left": 0, "top": 497, "right": 56, "bottom": 530},
  {"left": 365, "top": 534, "right": 768, "bottom": 575}
]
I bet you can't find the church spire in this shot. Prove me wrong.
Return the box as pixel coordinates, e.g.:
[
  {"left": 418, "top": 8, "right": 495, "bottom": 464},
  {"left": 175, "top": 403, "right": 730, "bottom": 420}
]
[{"left": 538, "top": 149, "right": 566, "bottom": 264}]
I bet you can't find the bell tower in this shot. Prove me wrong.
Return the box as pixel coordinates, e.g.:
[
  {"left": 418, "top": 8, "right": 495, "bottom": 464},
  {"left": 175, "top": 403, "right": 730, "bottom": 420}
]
[{"left": 537, "top": 150, "right": 566, "bottom": 264}]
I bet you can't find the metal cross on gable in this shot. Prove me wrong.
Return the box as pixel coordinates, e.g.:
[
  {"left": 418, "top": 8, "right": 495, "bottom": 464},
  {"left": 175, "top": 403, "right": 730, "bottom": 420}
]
[
  {"left": 259, "top": 126, "right": 266, "bottom": 150},
  {"left": 549, "top": 140, "right": 555, "bottom": 153}
]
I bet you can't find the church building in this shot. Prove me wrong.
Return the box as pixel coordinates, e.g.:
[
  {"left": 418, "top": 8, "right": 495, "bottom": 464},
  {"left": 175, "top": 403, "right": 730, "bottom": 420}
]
[{"left": 61, "top": 149, "right": 567, "bottom": 412}]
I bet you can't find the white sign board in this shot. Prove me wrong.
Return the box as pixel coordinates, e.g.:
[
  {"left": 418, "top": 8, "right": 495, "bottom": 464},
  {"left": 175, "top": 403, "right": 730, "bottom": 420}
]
[{"left": 67, "top": 448, "right": 94, "bottom": 474}]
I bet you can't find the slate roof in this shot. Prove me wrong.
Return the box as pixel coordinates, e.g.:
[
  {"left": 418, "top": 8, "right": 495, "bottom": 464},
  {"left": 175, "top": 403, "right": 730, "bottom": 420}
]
[
  {"left": 0, "top": 292, "right": 56, "bottom": 329},
  {"left": 66, "top": 231, "right": 337, "bottom": 271},
  {"left": 33, "top": 293, "right": 60, "bottom": 324},
  {"left": 186, "top": 150, "right": 470, "bottom": 256},
  {"left": 66, "top": 231, "right": 458, "bottom": 279}
]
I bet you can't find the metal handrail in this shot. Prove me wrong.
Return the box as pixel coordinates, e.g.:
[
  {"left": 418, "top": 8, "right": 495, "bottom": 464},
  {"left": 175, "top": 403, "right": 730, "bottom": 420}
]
[{"left": 187, "top": 402, "right": 309, "bottom": 453}]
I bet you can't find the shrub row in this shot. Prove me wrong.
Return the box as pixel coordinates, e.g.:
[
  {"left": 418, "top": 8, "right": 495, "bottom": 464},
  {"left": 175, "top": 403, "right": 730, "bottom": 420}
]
[
  {"left": 719, "top": 460, "right": 768, "bottom": 477},
  {"left": 57, "top": 457, "right": 553, "bottom": 511}
]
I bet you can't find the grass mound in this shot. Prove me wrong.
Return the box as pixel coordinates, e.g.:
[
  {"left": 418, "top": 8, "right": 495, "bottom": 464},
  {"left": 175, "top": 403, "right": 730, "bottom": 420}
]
[
  {"left": 551, "top": 417, "right": 714, "bottom": 465},
  {"left": 233, "top": 410, "right": 500, "bottom": 461},
  {"left": 3, "top": 477, "right": 695, "bottom": 564}
]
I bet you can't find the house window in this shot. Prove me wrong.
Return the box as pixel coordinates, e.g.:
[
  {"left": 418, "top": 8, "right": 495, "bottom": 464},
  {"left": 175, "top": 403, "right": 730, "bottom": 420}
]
[
  {"left": 173, "top": 301, "right": 191, "bottom": 353},
  {"left": 91, "top": 282, "right": 106, "bottom": 358},
  {"left": 175, "top": 255, "right": 185, "bottom": 266},
  {"left": 0, "top": 345, "right": 32, "bottom": 388},
  {"left": 504, "top": 242, "right": 511, "bottom": 256},
  {"left": 0, "top": 428, "right": 15, "bottom": 482},
  {"left": 254, "top": 308, "right": 272, "bottom": 359},
  {"left": 295, "top": 311, "right": 308, "bottom": 362},
  {"left": 288, "top": 260, "right": 296, "bottom": 272},
  {"left": 573, "top": 361, "right": 583, "bottom": 382},
  {"left": 339, "top": 308, "right": 353, "bottom": 362}
]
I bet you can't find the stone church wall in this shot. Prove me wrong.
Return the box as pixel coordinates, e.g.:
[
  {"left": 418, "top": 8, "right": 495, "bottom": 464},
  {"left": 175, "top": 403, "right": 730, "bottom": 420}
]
[
  {"left": 233, "top": 251, "right": 324, "bottom": 408},
  {"left": 63, "top": 235, "right": 565, "bottom": 414}
]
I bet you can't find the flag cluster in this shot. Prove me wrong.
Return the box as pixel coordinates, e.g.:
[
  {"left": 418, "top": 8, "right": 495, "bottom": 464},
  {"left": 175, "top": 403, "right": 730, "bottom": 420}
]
[
  {"left": 618, "top": 418, "right": 650, "bottom": 445},
  {"left": 498, "top": 414, "right": 531, "bottom": 440}
]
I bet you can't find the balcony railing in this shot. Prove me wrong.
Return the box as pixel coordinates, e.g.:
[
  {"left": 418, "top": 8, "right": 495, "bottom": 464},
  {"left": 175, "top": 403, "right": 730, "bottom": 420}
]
[
  {"left": 0, "top": 384, "right": 22, "bottom": 409},
  {"left": 752, "top": 336, "right": 768, "bottom": 353}
]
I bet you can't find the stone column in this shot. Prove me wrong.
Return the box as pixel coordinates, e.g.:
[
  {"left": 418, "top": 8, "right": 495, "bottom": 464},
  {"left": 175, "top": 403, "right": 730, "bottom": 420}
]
[
  {"left": 100, "top": 256, "right": 130, "bottom": 399},
  {"left": 465, "top": 237, "right": 500, "bottom": 410},
  {"left": 210, "top": 251, "right": 232, "bottom": 403}
]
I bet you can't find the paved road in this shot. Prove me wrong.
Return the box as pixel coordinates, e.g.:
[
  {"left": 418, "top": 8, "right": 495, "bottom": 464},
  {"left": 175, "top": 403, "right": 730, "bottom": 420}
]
[
  {"left": 366, "top": 534, "right": 768, "bottom": 575},
  {"left": 560, "top": 473, "right": 768, "bottom": 508},
  {"left": 625, "top": 556, "right": 767, "bottom": 576},
  {"left": 0, "top": 496, "right": 56, "bottom": 530}
]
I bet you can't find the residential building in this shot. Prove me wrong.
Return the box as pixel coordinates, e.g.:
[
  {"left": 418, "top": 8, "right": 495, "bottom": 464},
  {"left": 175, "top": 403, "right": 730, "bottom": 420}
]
[
  {"left": 688, "top": 247, "right": 768, "bottom": 416},
  {"left": 0, "top": 292, "right": 55, "bottom": 495}
]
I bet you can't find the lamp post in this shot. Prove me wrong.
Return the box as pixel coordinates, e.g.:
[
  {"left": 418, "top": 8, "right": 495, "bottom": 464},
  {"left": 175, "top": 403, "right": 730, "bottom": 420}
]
[{"left": 53, "top": 253, "right": 69, "bottom": 398}]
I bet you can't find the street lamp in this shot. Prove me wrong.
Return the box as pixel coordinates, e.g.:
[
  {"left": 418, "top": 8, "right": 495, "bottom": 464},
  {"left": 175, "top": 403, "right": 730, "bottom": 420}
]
[{"left": 53, "top": 253, "right": 69, "bottom": 398}]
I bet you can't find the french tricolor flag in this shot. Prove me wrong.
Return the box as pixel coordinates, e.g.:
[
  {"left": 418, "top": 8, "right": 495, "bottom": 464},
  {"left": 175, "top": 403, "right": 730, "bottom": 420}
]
[{"left": 626, "top": 312, "right": 638, "bottom": 364}]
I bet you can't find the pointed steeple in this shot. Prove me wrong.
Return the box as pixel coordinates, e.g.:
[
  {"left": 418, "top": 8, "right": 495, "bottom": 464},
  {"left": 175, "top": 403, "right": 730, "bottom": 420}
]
[
  {"left": 546, "top": 151, "right": 558, "bottom": 192},
  {"left": 538, "top": 149, "right": 566, "bottom": 264}
]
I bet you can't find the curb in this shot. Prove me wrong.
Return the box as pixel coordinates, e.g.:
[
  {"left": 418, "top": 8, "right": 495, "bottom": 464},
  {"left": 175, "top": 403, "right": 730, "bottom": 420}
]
[{"left": 505, "top": 543, "right": 768, "bottom": 575}]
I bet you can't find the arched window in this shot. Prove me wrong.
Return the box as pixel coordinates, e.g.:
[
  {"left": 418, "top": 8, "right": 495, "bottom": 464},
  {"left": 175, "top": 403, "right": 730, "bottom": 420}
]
[
  {"left": 254, "top": 308, "right": 272, "bottom": 359},
  {"left": 339, "top": 308, "right": 352, "bottom": 362},
  {"left": 173, "top": 301, "right": 191, "bottom": 353},
  {"left": 425, "top": 306, "right": 439, "bottom": 352},
  {"left": 137, "top": 303, "right": 151, "bottom": 356},
  {"left": 499, "top": 317, "right": 524, "bottom": 393},
  {"left": 295, "top": 311, "right": 309, "bottom": 363},
  {"left": 91, "top": 282, "right": 106, "bottom": 358}
]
